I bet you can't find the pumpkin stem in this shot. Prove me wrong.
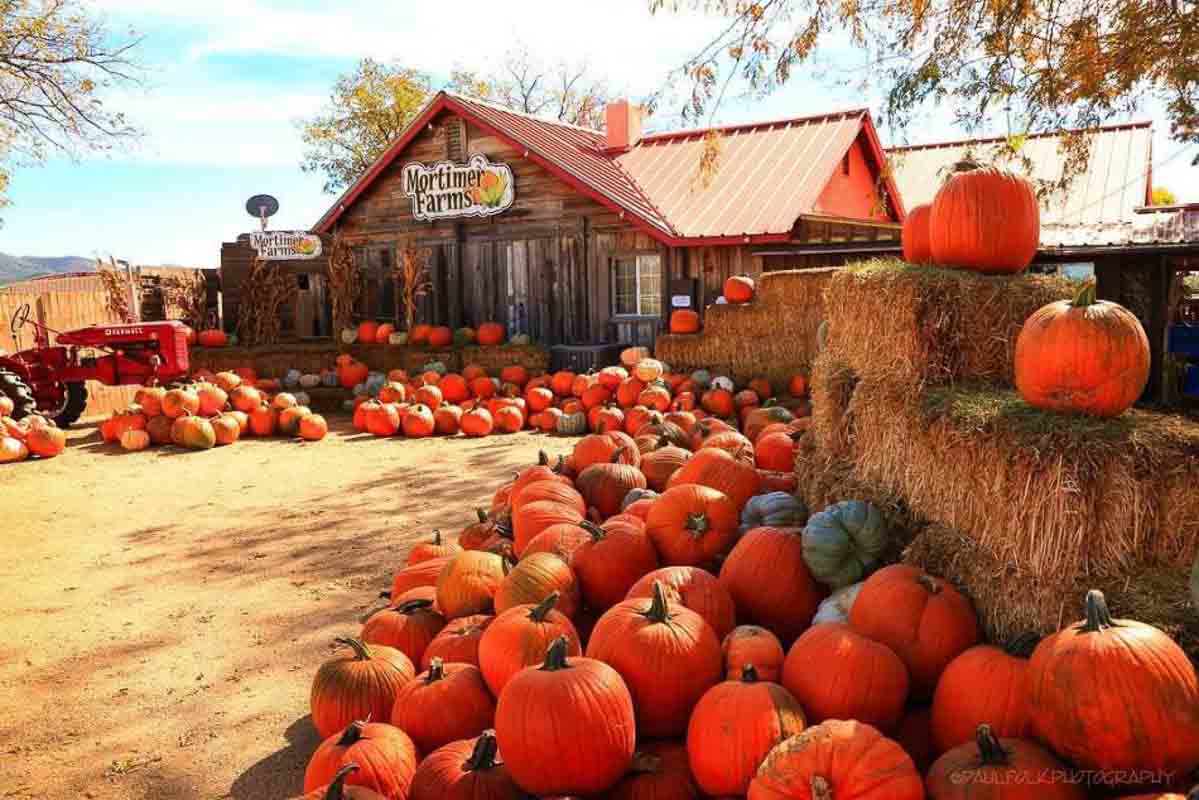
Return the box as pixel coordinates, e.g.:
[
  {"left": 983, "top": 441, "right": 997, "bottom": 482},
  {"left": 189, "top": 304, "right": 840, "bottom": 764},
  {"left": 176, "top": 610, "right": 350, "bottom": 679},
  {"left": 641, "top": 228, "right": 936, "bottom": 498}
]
[
  {"left": 641, "top": 581, "right": 671, "bottom": 623},
  {"left": 684, "top": 512, "right": 710, "bottom": 537},
  {"left": 537, "top": 450, "right": 549, "bottom": 466},
  {"left": 336, "top": 720, "right": 366, "bottom": 747},
  {"left": 1080, "top": 589, "right": 1121, "bottom": 633},
  {"left": 378, "top": 590, "right": 391, "bottom": 600},
  {"left": 975, "top": 724, "right": 1010, "bottom": 767},
  {"left": 1071, "top": 280, "right": 1098, "bottom": 308},
  {"left": 741, "top": 664, "right": 759, "bottom": 683},
  {"left": 949, "top": 156, "right": 983, "bottom": 174},
  {"left": 810, "top": 775, "right": 833, "bottom": 800},
  {"left": 553, "top": 454, "right": 568, "bottom": 474},
  {"left": 609, "top": 446, "right": 628, "bottom": 463},
  {"left": 395, "top": 598, "right": 434, "bottom": 614},
  {"left": 425, "top": 657, "right": 446, "bottom": 683},
  {"left": 657, "top": 435, "right": 670, "bottom": 448},
  {"left": 1005, "top": 631, "right": 1041, "bottom": 658},
  {"left": 325, "top": 763, "right": 359, "bottom": 800},
  {"left": 916, "top": 574, "right": 942, "bottom": 595},
  {"left": 430, "top": 529, "right": 442, "bottom": 545},
  {"left": 475, "top": 508, "right": 488, "bottom": 523},
  {"left": 335, "top": 637, "right": 372, "bottom": 661},
  {"left": 529, "top": 592, "right": 560, "bottom": 622},
  {"left": 579, "top": 519, "right": 606, "bottom": 542},
  {"left": 540, "top": 635, "right": 571, "bottom": 671},
  {"left": 463, "top": 730, "right": 500, "bottom": 772}
]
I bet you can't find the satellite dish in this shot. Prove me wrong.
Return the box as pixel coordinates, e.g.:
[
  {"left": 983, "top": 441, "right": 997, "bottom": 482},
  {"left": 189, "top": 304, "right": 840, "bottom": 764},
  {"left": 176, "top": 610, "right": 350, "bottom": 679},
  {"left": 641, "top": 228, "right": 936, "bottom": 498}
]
[{"left": 246, "top": 194, "right": 279, "bottom": 219}]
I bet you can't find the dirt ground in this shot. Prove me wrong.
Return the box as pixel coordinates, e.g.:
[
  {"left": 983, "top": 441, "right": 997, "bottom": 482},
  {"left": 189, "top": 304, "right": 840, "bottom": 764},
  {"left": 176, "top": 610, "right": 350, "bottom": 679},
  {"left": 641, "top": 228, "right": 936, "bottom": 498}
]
[{"left": 0, "top": 417, "right": 577, "bottom": 799}]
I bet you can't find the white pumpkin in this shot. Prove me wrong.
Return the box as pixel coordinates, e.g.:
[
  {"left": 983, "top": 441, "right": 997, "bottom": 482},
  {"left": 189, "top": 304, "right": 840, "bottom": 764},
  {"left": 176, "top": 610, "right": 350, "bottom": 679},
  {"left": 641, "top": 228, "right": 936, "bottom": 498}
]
[
  {"left": 389, "top": 332, "right": 408, "bottom": 346},
  {"left": 293, "top": 391, "right": 311, "bottom": 407},
  {"left": 340, "top": 328, "right": 358, "bottom": 344},
  {"left": 299, "top": 373, "right": 321, "bottom": 389},
  {"left": 811, "top": 581, "right": 864, "bottom": 626},
  {"left": 284, "top": 369, "right": 302, "bottom": 388},
  {"left": 0, "top": 435, "right": 28, "bottom": 463},
  {"left": 716, "top": 296, "right": 728, "bottom": 305},
  {"left": 711, "top": 375, "right": 735, "bottom": 393}
]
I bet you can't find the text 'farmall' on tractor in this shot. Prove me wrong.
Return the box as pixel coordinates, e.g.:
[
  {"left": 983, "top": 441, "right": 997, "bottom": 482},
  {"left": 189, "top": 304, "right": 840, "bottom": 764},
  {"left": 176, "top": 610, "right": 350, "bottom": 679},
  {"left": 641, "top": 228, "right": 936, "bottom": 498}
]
[{"left": 0, "top": 303, "right": 192, "bottom": 427}]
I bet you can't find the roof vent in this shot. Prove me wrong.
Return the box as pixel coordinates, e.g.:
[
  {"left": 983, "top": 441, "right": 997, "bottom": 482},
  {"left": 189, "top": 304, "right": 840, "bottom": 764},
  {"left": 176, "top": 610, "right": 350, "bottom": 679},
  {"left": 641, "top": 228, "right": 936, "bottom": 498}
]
[{"left": 605, "top": 100, "right": 642, "bottom": 152}]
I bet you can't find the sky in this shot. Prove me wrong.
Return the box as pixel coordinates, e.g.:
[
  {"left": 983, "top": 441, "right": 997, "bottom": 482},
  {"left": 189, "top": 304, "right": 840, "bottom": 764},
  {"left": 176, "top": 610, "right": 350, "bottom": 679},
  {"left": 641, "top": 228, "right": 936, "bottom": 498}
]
[{"left": 1, "top": 0, "right": 1196, "bottom": 268}]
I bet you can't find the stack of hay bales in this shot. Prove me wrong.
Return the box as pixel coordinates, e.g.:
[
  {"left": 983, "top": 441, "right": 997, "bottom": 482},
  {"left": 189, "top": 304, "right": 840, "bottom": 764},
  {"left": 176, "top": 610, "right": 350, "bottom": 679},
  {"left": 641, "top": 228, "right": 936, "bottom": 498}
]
[
  {"left": 802, "top": 258, "right": 1199, "bottom": 656},
  {"left": 654, "top": 268, "right": 834, "bottom": 388}
]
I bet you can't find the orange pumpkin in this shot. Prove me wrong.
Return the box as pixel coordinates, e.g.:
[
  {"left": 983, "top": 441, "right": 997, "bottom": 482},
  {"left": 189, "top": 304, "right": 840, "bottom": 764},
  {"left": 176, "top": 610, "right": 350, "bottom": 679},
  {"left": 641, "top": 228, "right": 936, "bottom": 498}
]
[
  {"left": 571, "top": 519, "right": 660, "bottom": 611},
  {"left": 722, "top": 625, "right": 785, "bottom": 682},
  {"left": 409, "top": 732, "right": 526, "bottom": 800},
  {"left": 616, "top": 377, "right": 647, "bottom": 408},
  {"left": 461, "top": 407, "right": 493, "bottom": 437},
  {"left": 1014, "top": 282, "right": 1150, "bottom": 417},
  {"left": 926, "top": 725, "right": 1087, "bottom": 800},
  {"left": 427, "top": 326, "right": 453, "bottom": 348},
  {"left": 931, "top": 633, "right": 1038, "bottom": 754},
  {"left": 361, "top": 599, "right": 446, "bottom": 667},
  {"left": 724, "top": 275, "right": 755, "bottom": 303},
  {"left": 303, "top": 721, "right": 417, "bottom": 799},
  {"left": 299, "top": 414, "right": 328, "bottom": 441},
  {"left": 901, "top": 203, "right": 934, "bottom": 264},
  {"left": 666, "top": 446, "right": 760, "bottom": 511},
  {"left": 309, "top": 637, "right": 415, "bottom": 738},
  {"left": 197, "top": 328, "right": 227, "bottom": 347},
  {"left": 586, "top": 582, "right": 723, "bottom": 737},
  {"left": 687, "top": 664, "right": 807, "bottom": 796},
  {"left": 373, "top": 322, "right": 395, "bottom": 343},
  {"left": 421, "top": 613, "right": 493, "bottom": 669},
  {"left": 928, "top": 164, "right": 1039, "bottom": 273},
  {"left": 357, "top": 320, "right": 379, "bottom": 344},
  {"left": 627, "top": 566, "right": 737, "bottom": 640},
  {"left": 607, "top": 741, "right": 702, "bottom": 800},
  {"left": 493, "top": 405, "right": 523, "bottom": 433},
  {"left": 402, "top": 404, "right": 436, "bottom": 438},
  {"left": 409, "top": 323, "right": 432, "bottom": 345},
  {"left": 436, "top": 550, "right": 506, "bottom": 619},
  {"left": 476, "top": 322, "right": 505, "bottom": 346},
  {"left": 478, "top": 593, "right": 582, "bottom": 696},
  {"left": 788, "top": 373, "right": 809, "bottom": 397},
  {"left": 390, "top": 658, "right": 495, "bottom": 754},
  {"left": 849, "top": 564, "right": 980, "bottom": 699},
  {"left": 700, "top": 387, "right": 735, "bottom": 417},
  {"left": 297, "top": 763, "right": 385, "bottom": 800},
  {"left": 645, "top": 484, "right": 739, "bottom": 567},
  {"left": 494, "top": 552, "right": 581, "bottom": 617},
  {"left": 719, "top": 526, "right": 824, "bottom": 644},
  {"left": 669, "top": 309, "right": 701, "bottom": 334},
  {"left": 756, "top": 430, "right": 801, "bottom": 471},
  {"left": 25, "top": 423, "right": 66, "bottom": 458}
]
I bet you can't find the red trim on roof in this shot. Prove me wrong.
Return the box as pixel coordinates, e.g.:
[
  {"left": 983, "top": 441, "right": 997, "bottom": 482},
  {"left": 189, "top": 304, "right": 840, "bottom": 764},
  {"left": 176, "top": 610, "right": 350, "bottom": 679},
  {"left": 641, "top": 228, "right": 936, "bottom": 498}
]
[
  {"left": 638, "top": 108, "right": 872, "bottom": 144},
  {"left": 887, "top": 120, "right": 1153, "bottom": 153}
]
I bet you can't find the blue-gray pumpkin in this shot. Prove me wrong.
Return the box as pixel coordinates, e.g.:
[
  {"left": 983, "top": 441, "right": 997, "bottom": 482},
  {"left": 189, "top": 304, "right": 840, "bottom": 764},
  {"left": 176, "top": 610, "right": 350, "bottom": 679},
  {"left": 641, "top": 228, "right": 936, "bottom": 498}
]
[
  {"left": 740, "top": 492, "right": 807, "bottom": 534},
  {"left": 802, "top": 500, "right": 887, "bottom": 588}
]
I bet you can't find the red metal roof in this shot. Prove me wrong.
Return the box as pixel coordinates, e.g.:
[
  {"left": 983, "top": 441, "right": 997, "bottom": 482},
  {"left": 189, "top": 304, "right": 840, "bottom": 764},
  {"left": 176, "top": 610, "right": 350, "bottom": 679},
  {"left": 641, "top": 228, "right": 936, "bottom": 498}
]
[{"left": 314, "top": 92, "right": 901, "bottom": 244}]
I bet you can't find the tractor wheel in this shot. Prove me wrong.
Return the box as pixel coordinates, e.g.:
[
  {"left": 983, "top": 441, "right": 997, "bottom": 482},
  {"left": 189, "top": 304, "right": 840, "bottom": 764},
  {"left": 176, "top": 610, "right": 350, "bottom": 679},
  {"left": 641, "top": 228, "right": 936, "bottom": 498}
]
[
  {"left": 55, "top": 382, "right": 89, "bottom": 428},
  {"left": 0, "top": 369, "right": 37, "bottom": 421}
]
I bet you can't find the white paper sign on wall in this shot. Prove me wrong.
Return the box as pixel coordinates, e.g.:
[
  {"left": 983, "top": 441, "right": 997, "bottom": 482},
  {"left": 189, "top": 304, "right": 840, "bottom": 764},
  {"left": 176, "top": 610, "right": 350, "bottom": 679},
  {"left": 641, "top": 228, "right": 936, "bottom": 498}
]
[{"left": 402, "top": 154, "right": 516, "bottom": 222}]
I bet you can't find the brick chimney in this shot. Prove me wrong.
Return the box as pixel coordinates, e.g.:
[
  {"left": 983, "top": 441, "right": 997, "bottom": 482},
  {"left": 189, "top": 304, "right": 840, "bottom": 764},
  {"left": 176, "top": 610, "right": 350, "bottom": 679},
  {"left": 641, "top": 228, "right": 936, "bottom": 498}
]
[{"left": 605, "top": 100, "right": 642, "bottom": 152}]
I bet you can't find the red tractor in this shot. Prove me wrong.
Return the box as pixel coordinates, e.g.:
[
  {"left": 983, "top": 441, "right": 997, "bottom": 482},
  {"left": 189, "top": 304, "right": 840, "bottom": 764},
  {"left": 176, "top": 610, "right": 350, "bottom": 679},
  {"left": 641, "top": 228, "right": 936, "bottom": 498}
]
[{"left": 0, "top": 303, "right": 192, "bottom": 426}]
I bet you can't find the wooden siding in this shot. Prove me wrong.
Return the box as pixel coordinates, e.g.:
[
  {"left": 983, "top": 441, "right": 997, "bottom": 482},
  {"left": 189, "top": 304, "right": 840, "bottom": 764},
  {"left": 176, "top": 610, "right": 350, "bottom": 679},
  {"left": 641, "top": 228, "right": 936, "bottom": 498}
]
[{"left": 220, "top": 240, "right": 331, "bottom": 339}]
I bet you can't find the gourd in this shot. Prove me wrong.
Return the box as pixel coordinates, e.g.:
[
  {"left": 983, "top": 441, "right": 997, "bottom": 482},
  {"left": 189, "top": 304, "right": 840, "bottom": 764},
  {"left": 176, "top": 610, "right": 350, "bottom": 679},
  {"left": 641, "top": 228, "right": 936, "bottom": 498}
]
[
  {"left": 801, "top": 500, "right": 887, "bottom": 588},
  {"left": 810, "top": 581, "right": 863, "bottom": 625},
  {"left": 740, "top": 492, "right": 807, "bottom": 534},
  {"left": 421, "top": 361, "right": 447, "bottom": 376}
]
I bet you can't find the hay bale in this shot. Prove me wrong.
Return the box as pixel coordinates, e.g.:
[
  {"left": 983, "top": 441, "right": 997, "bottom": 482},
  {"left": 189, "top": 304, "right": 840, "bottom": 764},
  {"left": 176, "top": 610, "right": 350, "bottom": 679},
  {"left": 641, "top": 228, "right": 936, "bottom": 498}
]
[
  {"left": 191, "top": 343, "right": 338, "bottom": 377},
  {"left": 654, "top": 268, "right": 834, "bottom": 388},
  {"left": 460, "top": 344, "right": 550, "bottom": 376},
  {"left": 822, "top": 259, "right": 1074, "bottom": 388},
  {"left": 809, "top": 354, "right": 859, "bottom": 458},
  {"left": 851, "top": 383, "right": 1199, "bottom": 580},
  {"left": 905, "top": 524, "right": 1198, "bottom": 661}
]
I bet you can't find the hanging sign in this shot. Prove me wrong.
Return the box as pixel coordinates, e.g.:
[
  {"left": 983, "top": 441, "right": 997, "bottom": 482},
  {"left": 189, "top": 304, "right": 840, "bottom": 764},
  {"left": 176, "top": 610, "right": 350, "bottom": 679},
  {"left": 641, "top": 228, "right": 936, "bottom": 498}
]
[
  {"left": 249, "top": 230, "right": 323, "bottom": 260},
  {"left": 402, "top": 154, "right": 515, "bottom": 221}
]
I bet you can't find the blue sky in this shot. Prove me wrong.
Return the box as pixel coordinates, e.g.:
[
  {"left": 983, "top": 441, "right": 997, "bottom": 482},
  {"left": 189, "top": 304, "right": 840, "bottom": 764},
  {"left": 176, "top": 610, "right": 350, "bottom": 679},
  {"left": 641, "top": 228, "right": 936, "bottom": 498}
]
[{"left": 1, "top": 0, "right": 1195, "bottom": 267}]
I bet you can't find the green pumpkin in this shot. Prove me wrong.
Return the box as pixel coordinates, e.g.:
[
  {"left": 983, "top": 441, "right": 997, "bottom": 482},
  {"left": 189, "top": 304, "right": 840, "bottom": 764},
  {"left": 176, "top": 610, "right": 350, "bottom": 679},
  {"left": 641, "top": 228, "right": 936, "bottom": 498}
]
[
  {"left": 740, "top": 491, "right": 807, "bottom": 534},
  {"left": 555, "top": 411, "right": 588, "bottom": 435},
  {"left": 690, "top": 369, "right": 712, "bottom": 390},
  {"left": 422, "top": 361, "right": 448, "bottom": 376},
  {"left": 801, "top": 500, "right": 887, "bottom": 589}
]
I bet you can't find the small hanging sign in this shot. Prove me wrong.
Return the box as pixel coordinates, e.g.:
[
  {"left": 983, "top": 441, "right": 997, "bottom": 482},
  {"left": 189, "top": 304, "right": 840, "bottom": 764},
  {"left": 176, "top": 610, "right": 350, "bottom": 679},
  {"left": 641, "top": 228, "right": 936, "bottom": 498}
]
[
  {"left": 402, "top": 154, "right": 515, "bottom": 222},
  {"left": 249, "top": 231, "right": 323, "bottom": 260}
]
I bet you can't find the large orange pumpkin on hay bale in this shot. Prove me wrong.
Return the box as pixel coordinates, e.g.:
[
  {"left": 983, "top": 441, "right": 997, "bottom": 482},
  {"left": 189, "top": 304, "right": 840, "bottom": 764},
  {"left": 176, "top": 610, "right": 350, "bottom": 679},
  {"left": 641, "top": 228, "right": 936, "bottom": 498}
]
[
  {"left": 1014, "top": 281, "right": 1150, "bottom": 417},
  {"left": 849, "top": 564, "right": 980, "bottom": 700},
  {"left": 389, "top": 658, "right": 496, "bottom": 754},
  {"left": 309, "top": 637, "right": 415, "bottom": 738},
  {"left": 669, "top": 308, "right": 700, "bottom": 334},
  {"left": 687, "top": 664, "right": 807, "bottom": 796},
  {"left": 900, "top": 203, "right": 934, "bottom": 264},
  {"left": 1027, "top": 590, "right": 1199, "bottom": 781},
  {"left": 476, "top": 322, "right": 505, "bottom": 346},
  {"left": 495, "top": 636, "right": 636, "bottom": 796},
  {"left": 782, "top": 622, "right": 908, "bottom": 731},
  {"left": 478, "top": 593, "right": 582, "bottom": 696},
  {"left": 928, "top": 164, "right": 1039, "bottom": 273},
  {"left": 719, "top": 526, "right": 824, "bottom": 644},
  {"left": 304, "top": 720, "right": 417, "bottom": 799},
  {"left": 409, "top": 732, "right": 526, "bottom": 800},
  {"left": 747, "top": 719, "right": 924, "bottom": 800},
  {"left": 925, "top": 724, "right": 1087, "bottom": 800},
  {"left": 930, "top": 632, "right": 1037, "bottom": 754},
  {"left": 586, "top": 581, "right": 722, "bottom": 738},
  {"left": 724, "top": 274, "right": 755, "bottom": 303}
]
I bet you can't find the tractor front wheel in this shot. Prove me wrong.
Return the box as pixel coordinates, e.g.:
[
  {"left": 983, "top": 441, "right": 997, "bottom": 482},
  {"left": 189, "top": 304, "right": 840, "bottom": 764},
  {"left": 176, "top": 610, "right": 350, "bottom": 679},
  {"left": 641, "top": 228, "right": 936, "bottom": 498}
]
[
  {"left": 0, "top": 369, "right": 37, "bottom": 421},
  {"left": 55, "top": 382, "right": 89, "bottom": 428}
]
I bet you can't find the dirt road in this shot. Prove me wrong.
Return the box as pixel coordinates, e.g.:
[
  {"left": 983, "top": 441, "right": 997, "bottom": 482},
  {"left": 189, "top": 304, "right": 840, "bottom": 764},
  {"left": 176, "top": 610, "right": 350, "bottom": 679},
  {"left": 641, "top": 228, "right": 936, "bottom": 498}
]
[{"left": 0, "top": 419, "right": 573, "bottom": 799}]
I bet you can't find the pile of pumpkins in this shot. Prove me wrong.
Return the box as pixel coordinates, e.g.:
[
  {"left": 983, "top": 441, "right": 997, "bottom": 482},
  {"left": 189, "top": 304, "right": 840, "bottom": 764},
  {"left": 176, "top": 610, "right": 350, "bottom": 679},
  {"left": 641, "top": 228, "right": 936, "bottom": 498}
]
[
  {"left": 285, "top": 423, "right": 1199, "bottom": 798},
  {"left": 0, "top": 398, "right": 67, "bottom": 464},
  {"left": 669, "top": 273, "right": 757, "bottom": 334},
  {"left": 99, "top": 369, "right": 328, "bottom": 453},
  {"left": 339, "top": 319, "right": 531, "bottom": 349},
  {"left": 901, "top": 163, "right": 1150, "bottom": 419},
  {"left": 348, "top": 347, "right": 811, "bottom": 464}
]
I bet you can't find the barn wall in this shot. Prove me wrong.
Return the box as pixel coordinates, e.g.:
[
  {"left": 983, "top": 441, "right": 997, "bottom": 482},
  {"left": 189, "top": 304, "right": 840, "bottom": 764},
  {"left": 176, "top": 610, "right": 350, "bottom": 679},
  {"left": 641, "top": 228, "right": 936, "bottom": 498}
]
[{"left": 814, "top": 136, "right": 893, "bottom": 222}]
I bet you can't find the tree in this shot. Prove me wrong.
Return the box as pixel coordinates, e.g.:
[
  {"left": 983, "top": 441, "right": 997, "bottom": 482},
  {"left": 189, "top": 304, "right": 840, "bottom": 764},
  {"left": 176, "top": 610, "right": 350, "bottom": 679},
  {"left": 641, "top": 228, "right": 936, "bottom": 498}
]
[
  {"left": 0, "top": 0, "right": 142, "bottom": 215},
  {"left": 650, "top": 0, "right": 1199, "bottom": 179},
  {"left": 299, "top": 60, "right": 431, "bottom": 194},
  {"left": 1152, "top": 186, "right": 1178, "bottom": 206},
  {"left": 446, "top": 46, "right": 614, "bottom": 130}
]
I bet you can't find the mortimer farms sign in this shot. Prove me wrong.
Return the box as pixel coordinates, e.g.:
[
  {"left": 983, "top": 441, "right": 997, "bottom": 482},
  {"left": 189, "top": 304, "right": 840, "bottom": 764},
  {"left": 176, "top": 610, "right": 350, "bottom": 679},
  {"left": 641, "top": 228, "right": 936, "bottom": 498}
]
[
  {"left": 249, "top": 231, "right": 323, "bottom": 260},
  {"left": 402, "top": 154, "right": 515, "bottom": 222}
]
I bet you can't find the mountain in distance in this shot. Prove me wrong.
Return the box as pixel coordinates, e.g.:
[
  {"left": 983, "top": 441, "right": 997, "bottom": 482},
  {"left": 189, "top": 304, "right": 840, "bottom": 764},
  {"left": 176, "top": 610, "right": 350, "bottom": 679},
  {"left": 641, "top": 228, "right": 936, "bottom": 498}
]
[{"left": 0, "top": 253, "right": 95, "bottom": 286}]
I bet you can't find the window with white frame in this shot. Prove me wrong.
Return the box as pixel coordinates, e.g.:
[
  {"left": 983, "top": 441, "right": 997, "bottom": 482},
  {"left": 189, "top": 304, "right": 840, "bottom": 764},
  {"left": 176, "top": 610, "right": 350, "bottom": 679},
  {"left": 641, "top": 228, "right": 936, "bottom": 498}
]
[{"left": 612, "top": 254, "right": 662, "bottom": 316}]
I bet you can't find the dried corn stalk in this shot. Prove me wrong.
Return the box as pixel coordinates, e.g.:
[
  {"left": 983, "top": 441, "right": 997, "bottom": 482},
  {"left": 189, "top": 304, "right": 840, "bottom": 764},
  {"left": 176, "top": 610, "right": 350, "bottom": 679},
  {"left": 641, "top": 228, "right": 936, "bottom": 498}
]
[
  {"left": 395, "top": 241, "right": 432, "bottom": 330},
  {"left": 327, "top": 230, "right": 360, "bottom": 333},
  {"left": 160, "top": 270, "right": 209, "bottom": 329},
  {"left": 97, "top": 256, "right": 135, "bottom": 323},
  {"left": 236, "top": 257, "right": 297, "bottom": 346}
]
